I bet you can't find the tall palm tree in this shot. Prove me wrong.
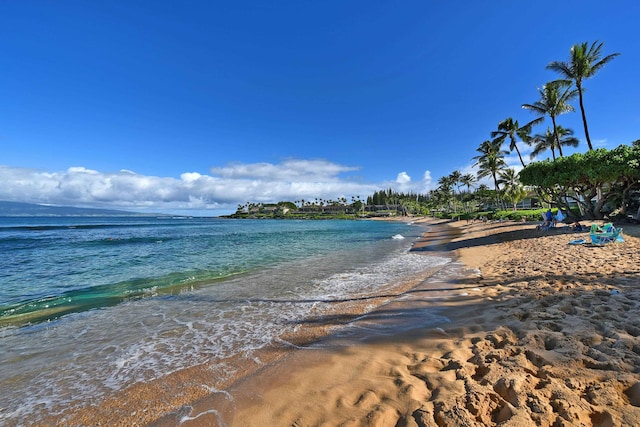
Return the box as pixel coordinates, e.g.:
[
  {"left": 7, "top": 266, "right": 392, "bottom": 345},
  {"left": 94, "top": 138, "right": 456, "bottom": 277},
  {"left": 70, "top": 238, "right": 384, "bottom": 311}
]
[
  {"left": 530, "top": 126, "right": 579, "bottom": 160},
  {"left": 522, "top": 80, "right": 578, "bottom": 155},
  {"left": 491, "top": 117, "right": 543, "bottom": 167},
  {"left": 530, "top": 128, "right": 558, "bottom": 161},
  {"left": 437, "top": 175, "right": 454, "bottom": 193},
  {"left": 554, "top": 126, "right": 580, "bottom": 156},
  {"left": 547, "top": 40, "right": 620, "bottom": 151},
  {"left": 516, "top": 123, "right": 534, "bottom": 149},
  {"left": 473, "top": 139, "right": 508, "bottom": 195}
]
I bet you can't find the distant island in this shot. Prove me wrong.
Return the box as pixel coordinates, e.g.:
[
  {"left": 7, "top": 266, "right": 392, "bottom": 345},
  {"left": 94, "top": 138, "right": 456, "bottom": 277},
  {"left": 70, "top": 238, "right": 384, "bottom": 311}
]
[{"left": 0, "top": 201, "right": 156, "bottom": 217}]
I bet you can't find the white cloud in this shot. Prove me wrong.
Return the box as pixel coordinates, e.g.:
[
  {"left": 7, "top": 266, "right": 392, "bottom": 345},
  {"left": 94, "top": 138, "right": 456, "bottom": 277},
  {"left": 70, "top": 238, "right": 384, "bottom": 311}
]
[
  {"left": 67, "top": 166, "right": 99, "bottom": 174},
  {"left": 0, "top": 160, "right": 443, "bottom": 214},
  {"left": 396, "top": 172, "right": 411, "bottom": 184},
  {"left": 422, "top": 170, "right": 433, "bottom": 188},
  {"left": 381, "top": 170, "right": 434, "bottom": 194},
  {"left": 211, "top": 159, "right": 359, "bottom": 181},
  {"left": 593, "top": 138, "right": 608, "bottom": 148},
  {"left": 0, "top": 160, "right": 385, "bottom": 214}
]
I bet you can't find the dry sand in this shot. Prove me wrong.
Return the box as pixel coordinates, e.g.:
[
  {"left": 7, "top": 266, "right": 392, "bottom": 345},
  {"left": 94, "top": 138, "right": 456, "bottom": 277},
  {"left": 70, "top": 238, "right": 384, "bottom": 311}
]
[
  {"left": 179, "top": 219, "right": 640, "bottom": 427},
  {"left": 51, "top": 218, "right": 640, "bottom": 427}
]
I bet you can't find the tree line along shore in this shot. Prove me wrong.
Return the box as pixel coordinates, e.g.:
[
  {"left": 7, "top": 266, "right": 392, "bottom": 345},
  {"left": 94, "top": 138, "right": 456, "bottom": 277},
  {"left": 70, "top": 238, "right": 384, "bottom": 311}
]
[
  {"left": 228, "top": 41, "right": 639, "bottom": 224},
  {"left": 445, "top": 40, "right": 638, "bottom": 224}
]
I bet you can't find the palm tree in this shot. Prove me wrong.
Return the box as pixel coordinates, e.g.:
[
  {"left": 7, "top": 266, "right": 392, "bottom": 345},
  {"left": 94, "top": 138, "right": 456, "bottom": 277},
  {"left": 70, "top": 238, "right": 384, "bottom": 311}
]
[
  {"left": 437, "top": 175, "right": 456, "bottom": 212},
  {"left": 547, "top": 40, "right": 620, "bottom": 151},
  {"left": 497, "top": 168, "right": 520, "bottom": 190},
  {"left": 554, "top": 126, "right": 580, "bottom": 156},
  {"left": 449, "top": 170, "right": 462, "bottom": 197},
  {"left": 458, "top": 173, "right": 476, "bottom": 214},
  {"left": 497, "top": 168, "right": 525, "bottom": 211},
  {"left": 516, "top": 123, "right": 535, "bottom": 149},
  {"left": 449, "top": 170, "right": 463, "bottom": 214},
  {"left": 491, "top": 117, "right": 543, "bottom": 167},
  {"left": 473, "top": 183, "right": 493, "bottom": 211},
  {"left": 530, "top": 128, "right": 558, "bottom": 160},
  {"left": 460, "top": 173, "right": 476, "bottom": 193},
  {"left": 473, "top": 139, "right": 508, "bottom": 195},
  {"left": 437, "top": 175, "right": 454, "bottom": 193},
  {"left": 504, "top": 185, "right": 528, "bottom": 212},
  {"left": 530, "top": 126, "right": 579, "bottom": 160},
  {"left": 522, "top": 80, "right": 578, "bottom": 156}
]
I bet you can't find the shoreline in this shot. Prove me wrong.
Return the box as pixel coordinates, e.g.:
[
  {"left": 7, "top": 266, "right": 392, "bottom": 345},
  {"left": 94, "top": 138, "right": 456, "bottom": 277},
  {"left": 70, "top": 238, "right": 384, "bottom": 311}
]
[
  {"left": 152, "top": 218, "right": 468, "bottom": 427},
  {"left": 175, "top": 219, "right": 640, "bottom": 426},
  {"left": 38, "top": 218, "right": 640, "bottom": 426},
  {"left": 39, "top": 218, "right": 449, "bottom": 426}
]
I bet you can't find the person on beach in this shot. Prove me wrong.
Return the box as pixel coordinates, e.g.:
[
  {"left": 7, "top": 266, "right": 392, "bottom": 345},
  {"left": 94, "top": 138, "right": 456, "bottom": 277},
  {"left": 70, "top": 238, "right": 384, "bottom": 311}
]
[
  {"left": 536, "top": 209, "right": 554, "bottom": 230},
  {"left": 545, "top": 209, "right": 553, "bottom": 224},
  {"left": 572, "top": 221, "right": 584, "bottom": 231}
]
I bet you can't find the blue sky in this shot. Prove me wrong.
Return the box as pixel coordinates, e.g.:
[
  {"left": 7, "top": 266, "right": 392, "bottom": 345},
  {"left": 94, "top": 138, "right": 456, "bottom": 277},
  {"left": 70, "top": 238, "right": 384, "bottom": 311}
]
[{"left": 1, "top": 1, "right": 638, "bottom": 215}]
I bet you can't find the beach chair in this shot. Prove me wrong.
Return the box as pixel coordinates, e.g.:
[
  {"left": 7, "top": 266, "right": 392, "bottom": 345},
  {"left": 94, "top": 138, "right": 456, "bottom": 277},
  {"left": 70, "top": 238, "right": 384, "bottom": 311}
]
[{"left": 589, "top": 223, "right": 623, "bottom": 244}]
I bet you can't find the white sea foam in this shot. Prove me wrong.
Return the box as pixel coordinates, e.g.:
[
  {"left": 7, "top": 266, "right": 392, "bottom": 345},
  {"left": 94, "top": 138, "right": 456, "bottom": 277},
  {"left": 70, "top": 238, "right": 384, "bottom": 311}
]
[
  {"left": 180, "top": 409, "right": 224, "bottom": 426},
  {"left": 0, "top": 230, "right": 453, "bottom": 424}
]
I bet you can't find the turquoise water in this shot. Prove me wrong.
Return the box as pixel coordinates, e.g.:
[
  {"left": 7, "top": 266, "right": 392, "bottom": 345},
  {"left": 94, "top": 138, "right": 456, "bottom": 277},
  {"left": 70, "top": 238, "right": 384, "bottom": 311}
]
[
  {"left": 0, "top": 217, "right": 451, "bottom": 424},
  {"left": 1, "top": 217, "right": 412, "bottom": 325}
]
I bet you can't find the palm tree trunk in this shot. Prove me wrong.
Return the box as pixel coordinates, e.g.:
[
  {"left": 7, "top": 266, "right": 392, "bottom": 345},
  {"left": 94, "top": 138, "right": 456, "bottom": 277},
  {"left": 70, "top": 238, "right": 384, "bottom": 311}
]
[
  {"left": 513, "top": 138, "right": 526, "bottom": 167},
  {"left": 492, "top": 173, "right": 504, "bottom": 210},
  {"left": 551, "top": 116, "right": 564, "bottom": 157},
  {"left": 577, "top": 85, "right": 594, "bottom": 151}
]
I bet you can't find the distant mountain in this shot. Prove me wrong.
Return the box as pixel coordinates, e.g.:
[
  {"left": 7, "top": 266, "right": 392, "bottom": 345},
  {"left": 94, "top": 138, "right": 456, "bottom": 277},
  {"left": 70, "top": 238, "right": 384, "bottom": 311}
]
[{"left": 0, "top": 201, "right": 153, "bottom": 217}]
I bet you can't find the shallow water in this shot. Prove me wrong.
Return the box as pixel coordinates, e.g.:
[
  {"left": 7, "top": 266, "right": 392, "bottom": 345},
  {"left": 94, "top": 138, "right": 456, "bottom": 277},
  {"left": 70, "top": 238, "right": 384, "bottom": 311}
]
[{"left": 0, "top": 217, "right": 452, "bottom": 424}]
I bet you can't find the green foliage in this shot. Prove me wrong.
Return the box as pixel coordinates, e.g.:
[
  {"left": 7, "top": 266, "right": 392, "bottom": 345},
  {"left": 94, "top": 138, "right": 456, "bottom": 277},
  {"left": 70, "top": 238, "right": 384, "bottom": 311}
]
[
  {"left": 519, "top": 144, "right": 640, "bottom": 219},
  {"left": 491, "top": 117, "right": 543, "bottom": 167},
  {"left": 547, "top": 40, "right": 620, "bottom": 150},
  {"left": 492, "top": 209, "right": 545, "bottom": 221},
  {"left": 503, "top": 185, "right": 528, "bottom": 211},
  {"left": 367, "top": 189, "right": 429, "bottom": 206},
  {"left": 473, "top": 140, "right": 508, "bottom": 192},
  {"left": 278, "top": 201, "right": 298, "bottom": 210}
]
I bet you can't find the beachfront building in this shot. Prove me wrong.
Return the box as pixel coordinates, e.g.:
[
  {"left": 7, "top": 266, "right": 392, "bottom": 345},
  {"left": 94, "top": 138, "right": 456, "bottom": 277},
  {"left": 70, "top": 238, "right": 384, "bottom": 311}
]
[
  {"left": 479, "top": 197, "right": 541, "bottom": 211},
  {"left": 363, "top": 204, "right": 404, "bottom": 217}
]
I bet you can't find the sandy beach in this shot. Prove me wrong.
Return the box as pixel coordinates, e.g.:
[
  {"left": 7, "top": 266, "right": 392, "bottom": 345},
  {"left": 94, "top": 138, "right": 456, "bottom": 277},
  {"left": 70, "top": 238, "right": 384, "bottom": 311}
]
[
  {"left": 48, "top": 218, "right": 640, "bottom": 426},
  {"left": 164, "top": 218, "right": 640, "bottom": 427}
]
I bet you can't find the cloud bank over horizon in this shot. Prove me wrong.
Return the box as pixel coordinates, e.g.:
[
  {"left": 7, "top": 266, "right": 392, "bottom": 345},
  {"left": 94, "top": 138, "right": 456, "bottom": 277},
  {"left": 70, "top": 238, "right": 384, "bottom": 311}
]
[{"left": 0, "top": 160, "right": 435, "bottom": 214}]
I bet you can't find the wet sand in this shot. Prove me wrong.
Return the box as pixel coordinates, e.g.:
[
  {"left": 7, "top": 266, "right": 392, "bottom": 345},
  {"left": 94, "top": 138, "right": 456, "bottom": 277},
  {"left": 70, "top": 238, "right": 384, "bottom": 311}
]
[
  {"left": 41, "top": 218, "right": 448, "bottom": 426},
  {"left": 47, "top": 218, "right": 640, "bottom": 426},
  {"left": 176, "top": 219, "right": 640, "bottom": 426}
]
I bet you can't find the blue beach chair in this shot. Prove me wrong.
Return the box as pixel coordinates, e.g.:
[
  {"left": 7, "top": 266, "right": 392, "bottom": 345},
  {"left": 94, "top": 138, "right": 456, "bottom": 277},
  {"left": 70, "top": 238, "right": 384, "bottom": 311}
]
[{"left": 589, "top": 223, "right": 623, "bottom": 244}]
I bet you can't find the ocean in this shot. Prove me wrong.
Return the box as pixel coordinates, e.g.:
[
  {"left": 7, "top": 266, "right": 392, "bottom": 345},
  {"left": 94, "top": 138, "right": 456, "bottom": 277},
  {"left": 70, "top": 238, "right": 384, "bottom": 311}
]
[{"left": 0, "top": 217, "right": 452, "bottom": 425}]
